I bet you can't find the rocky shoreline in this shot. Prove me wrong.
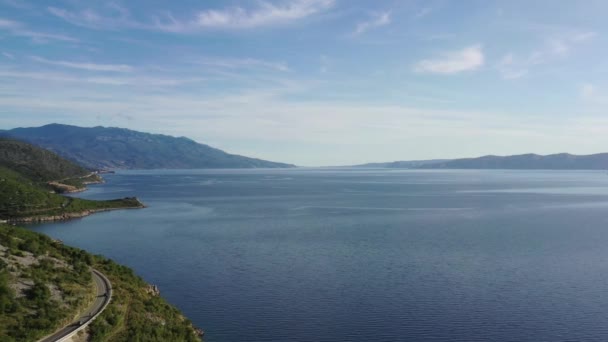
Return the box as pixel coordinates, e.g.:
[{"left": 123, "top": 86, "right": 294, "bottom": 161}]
[
  {"left": 6, "top": 199, "right": 145, "bottom": 224},
  {"left": 7, "top": 172, "right": 145, "bottom": 224}
]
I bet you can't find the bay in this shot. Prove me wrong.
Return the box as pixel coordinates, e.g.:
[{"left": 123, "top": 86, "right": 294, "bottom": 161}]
[{"left": 28, "top": 169, "right": 608, "bottom": 342}]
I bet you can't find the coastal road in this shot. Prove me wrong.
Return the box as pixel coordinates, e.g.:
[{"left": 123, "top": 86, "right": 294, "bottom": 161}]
[{"left": 38, "top": 269, "right": 112, "bottom": 342}]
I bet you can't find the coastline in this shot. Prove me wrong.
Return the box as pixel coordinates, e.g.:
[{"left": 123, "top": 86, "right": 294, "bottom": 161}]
[
  {"left": 7, "top": 172, "right": 145, "bottom": 224},
  {"left": 6, "top": 203, "right": 145, "bottom": 224},
  {"left": 16, "top": 174, "right": 204, "bottom": 340}
]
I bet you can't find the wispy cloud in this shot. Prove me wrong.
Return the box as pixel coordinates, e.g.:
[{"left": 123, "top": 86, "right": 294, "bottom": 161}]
[
  {"left": 0, "top": 69, "right": 202, "bottom": 87},
  {"left": 354, "top": 11, "right": 391, "bottom": 35},
  {"left": 47, "top": 4, "right": 137, "bottom": 30},
  {"left": 497, "top": 53, "right": 528, "bottom": 79},
  {"left": 157, "top": 0, "right": 335, "bottom": 32},
  {"left": 415, "top": 7, "right": 434, "bottom": 18},
  {"left": 48, "top": 0, "right": 335, "bottom": 32},
  {"left": 0, "top": 17, "right": 77, "bottom": 42},
  {"left": 579, "top": 83, "right": 608, "bottom": 104},
  {"left": 12, "top": 30, "right": 78, "bottom": 43},
  {"left": 546, "top": 31, "right": 596, "bottom": 56},
  {"left": 197, "top": 57, "right": 289, "bottom": 72},
  {"left": 497, "top": 31, "right": 596, "bottom": 79},
  {"left": 31, "top": 56, "right": 133, "bottom": 72},
  {"left": 2, "top": 52, "right": 14, "bottom": 59},
  {"left": 0, "top": 18, "right": 19, "bottom": 28},
  {"left": 0, "top": 0, "right": 31, "bottom": 9},
  {"left": 414, "top": 45, "right": 484, "bottom": 74}
]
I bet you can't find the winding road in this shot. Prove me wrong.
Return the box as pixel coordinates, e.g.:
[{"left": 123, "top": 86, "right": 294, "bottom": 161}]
[{"left": 38, "top": 269, "right": 112, "bottom": 342}]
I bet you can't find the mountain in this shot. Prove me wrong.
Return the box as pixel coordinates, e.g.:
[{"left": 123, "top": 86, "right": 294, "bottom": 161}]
[
  {"left": 0, "top": 137, "right": 90, "bottom": 182},
  {"left": 3, "top": 124, "right": 294, "bottom": 169},
  {"left": 419, "top": 153, "right": 608, "bottom": 169},
  {"left": 0, "top": 137, "right": 103, "bottom": 193},
  {"left": 0, "top": 139, "right": 142, "bottom": 221},
  {"left": 353, "top": 159, "right": 450, "bottom": 168}
]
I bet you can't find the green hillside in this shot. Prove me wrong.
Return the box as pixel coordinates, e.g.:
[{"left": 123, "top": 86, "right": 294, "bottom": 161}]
[
  {"left": 0, "top": 224, "right": 94, "bottom": 341},
  {"left": 0, "top": 138, "right": 102, "bottom": 193},
  {"left": 0, "top": 224, "right": 202, "bottom": 341},
  {"left": 0, "top": 138, "right": 89, "bottom": 182},
  {"left": 0, "top": 166, "right": 142, "bottom": 221},
  {"left": 0, "top": 138, "right": 143, "bottom": 221}
]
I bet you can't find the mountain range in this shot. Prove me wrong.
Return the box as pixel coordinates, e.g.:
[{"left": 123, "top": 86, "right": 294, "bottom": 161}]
[
  {"left": 359, "top": 153, "right": 608, "bottom": 170},
  {"left": 1, "top": 124, "right": 294, "bottom": 170}
]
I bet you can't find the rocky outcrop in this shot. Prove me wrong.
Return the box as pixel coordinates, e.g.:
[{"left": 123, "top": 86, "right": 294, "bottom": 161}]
[
  {"left": 145, "top": 284, "right": 161, "bottom": 296},
  {"left": 194, "top": 327, "right": 205, "bottom": 337}
]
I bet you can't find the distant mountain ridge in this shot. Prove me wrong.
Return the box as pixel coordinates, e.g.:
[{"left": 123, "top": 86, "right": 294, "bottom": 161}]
[
  {"left": 419, "top": 153, "right": 608, "bottom": 170},
  {"left": 2, "top": 124, "right": 294, "bottom": 170},
  {"left": 351, "top": 153, "right": 608, "bottom": 170}
]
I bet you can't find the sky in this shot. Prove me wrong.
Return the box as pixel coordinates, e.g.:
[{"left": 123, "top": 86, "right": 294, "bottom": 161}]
[{"left": 1, "top": 0, "right": 607, "bottom": 166}]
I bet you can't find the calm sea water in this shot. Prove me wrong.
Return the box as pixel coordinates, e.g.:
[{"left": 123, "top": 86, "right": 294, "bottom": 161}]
[{"left": 28, "top": 169, "right": 608, "bottom": 342}]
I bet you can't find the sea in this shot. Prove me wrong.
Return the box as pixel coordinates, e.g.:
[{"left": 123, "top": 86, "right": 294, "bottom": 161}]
[{"left": 27, "top": 168, "right": 608, "bottom": 342}]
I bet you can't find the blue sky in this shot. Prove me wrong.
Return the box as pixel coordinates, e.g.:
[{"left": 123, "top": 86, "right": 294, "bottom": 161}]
[{"left": 1, "top": 0, "right": 607, "bottom": 166}]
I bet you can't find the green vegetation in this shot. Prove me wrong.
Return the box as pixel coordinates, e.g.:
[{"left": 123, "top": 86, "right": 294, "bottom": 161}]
[
  {"left": 0, "top": 134, "right": 201, "bottom": 341},
  {"left": 0, "top": 166, "right": 142, "bottom": 221},
  {"left": 0, "top": 137, "right": 90, "bottom": 183},
  {"left": 0, "top": 137, "right": 104, "bottom": 194},
  {"left": 0, "top": 224, "right": 202, "bottom": 341},
  {"left": 89, "top": 258, "right": 201, "bottom": 341},
  {"left": 0, "top": 224, "right": 94, "bottom": 341}
]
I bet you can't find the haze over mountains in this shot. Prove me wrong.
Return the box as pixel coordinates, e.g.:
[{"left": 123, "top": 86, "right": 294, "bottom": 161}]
[
  {"left": 358, "top": 153, "right": 608, "bottom": 170},
  {"left": 420, "top": 153, "right": 608, "bottom": 170},
  {"left": 354, "top": 160, "right": 450, "bottom": 168},
  {"left": 4, "top": 124, "right": 608, "bottom": 170},
  {"left": 1, "top": 124, "right": 294, "bottom": 170}
]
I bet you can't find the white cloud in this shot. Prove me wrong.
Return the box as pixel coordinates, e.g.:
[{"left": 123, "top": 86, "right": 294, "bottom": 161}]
[
  {"left": 0, "top": 18, "right": 19, "bottom": 28},
  {"left": 579, "top": 83, "right": 608, "bottom": 104},
  {"left": 572, "top": 31, "right": 597, "bottom": 42},
  {"left": 3, "top": 82, "right": 608, "bottom": 165},
  {"left": 546, "top": 31, "right": 597, "bottom": 57},
  {"left": 31, "top": 56, "right": 134, "bottom": 72},
  {"left": 415, "top": 7, "right": 433, "bottom": 18},
  {"left": 414, "top": 45, "right": 484, "bottom": 74},
  {"left": 497, "top": 53, "right": 527, "bottom": 79},
  {"left": 49, "top": 1, "right": 334, "bottom": 33},
  {"left": 190, "top": 0, "right": 334, "bottom": 29},
  {"left": 354, "top": 11, "right": 391, "bottom": 35},
  {"left": 0, "top": 0, "right": 31, "bottom": 9},
  {"left": 47, "top": 4, "right": 136, "bottom": 30},
  {"left": 0, "top": 17, "right": 77, "bottom": 42},
  {"left": 12, "top": 30, "right": 78, "bottom": 43},
  {"left": 2, "top": 52, "right": 14, "bottom": 59},
  {"left": 497, "top": 31, "right": 597, "bottom": 80},
  {"left": 548, "top": 39, "right": 569, "bottom": 55},
  {"left": 0, "top": 69, "right": 201, "bottom": 86},
  {"left": 197, "top": 57, "right": 289, "bottom": 72}
]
